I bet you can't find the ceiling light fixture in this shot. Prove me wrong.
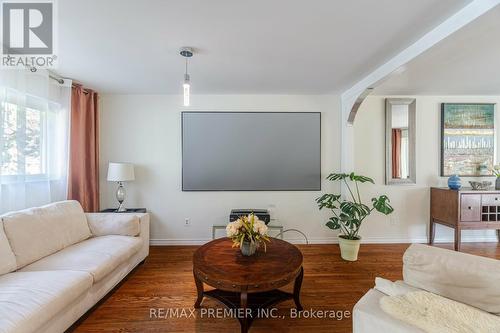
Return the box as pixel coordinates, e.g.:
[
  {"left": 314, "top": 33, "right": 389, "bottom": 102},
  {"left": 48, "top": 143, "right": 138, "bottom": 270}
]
[{"left": 180, "top": 47, "right": 194, "bottom": 107}]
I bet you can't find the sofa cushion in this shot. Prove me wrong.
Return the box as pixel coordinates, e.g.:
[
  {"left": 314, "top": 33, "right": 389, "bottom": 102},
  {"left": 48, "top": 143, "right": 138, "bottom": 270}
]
[
  {"left": 86, "top": 213, "right": 141, "bottom": 237},
  {"left": 1, "top": 200, "right": 91, "bottom": 268},
  {"left": 20, "top": 235, "right": 143, "bottom": 283},
  {"left": 403, "top": 243, "right": 500, "bottom": 315},
  {"left": 0, "top": 221, "right": 16, "bottom": 276},
  {"left": 0, "top": 271, "right": 92, "bottom": 333}
]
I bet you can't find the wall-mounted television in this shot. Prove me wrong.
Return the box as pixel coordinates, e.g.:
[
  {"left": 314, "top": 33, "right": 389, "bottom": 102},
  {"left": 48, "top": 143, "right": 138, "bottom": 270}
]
[{"left": 182, "top": 112, "right": 321, "bottom": 191}]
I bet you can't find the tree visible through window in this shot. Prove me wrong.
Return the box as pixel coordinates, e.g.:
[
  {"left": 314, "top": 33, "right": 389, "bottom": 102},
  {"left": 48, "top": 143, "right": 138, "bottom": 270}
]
[
  {"left": 0, "top": 71, "right": 70, "bottom": 213},
  {"left": 1, "top": 101, "right": 45, "bottom": 177}
]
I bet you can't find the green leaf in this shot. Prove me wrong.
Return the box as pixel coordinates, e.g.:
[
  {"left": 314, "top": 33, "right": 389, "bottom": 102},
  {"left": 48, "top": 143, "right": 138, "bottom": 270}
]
[
  {"left": 339, "top": 213, "right": 352, "bottom": 221},
  {"left": 316, "top": 194, "right": 341, "bottom": 210},
  {"left": 326, "top": 172, "right": 374, "bottom": 184},
  {"left": 372, "top": 195, "right": 394, "bottom": 215},
  {"left": 326, "top": 173, "right": 349, "bottom": 181},
  {"left": 315, "top": 194, "right": 328, "bottom": 203},
  {"left": 351, "top": 175, "right": 375, "bottom": 184},
  {"left": 326, "top": 217, "right": 340, "bottom": 230}
]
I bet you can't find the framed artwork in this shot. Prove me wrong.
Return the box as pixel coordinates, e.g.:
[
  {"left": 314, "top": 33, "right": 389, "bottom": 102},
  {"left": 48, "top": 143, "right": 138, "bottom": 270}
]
[{"left": 441, "top": 103, "right": 496, "bottom": 177}]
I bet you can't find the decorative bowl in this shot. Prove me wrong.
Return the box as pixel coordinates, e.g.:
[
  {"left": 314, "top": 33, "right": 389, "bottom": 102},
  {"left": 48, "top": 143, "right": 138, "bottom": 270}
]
[{"left": 469, "top": 181, "right": 492, "bottom": 190}]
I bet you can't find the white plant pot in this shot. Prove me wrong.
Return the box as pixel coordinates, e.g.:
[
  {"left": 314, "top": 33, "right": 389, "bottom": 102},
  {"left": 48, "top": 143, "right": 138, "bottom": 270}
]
[{"left": 338, "top": 235, "right": 361, "bottom": 261}]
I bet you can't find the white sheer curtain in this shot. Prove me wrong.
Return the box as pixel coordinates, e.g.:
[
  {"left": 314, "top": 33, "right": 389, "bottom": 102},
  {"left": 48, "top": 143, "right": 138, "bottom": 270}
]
[{"left": 0, "top": 69, "right": 72, "bottom": 214}]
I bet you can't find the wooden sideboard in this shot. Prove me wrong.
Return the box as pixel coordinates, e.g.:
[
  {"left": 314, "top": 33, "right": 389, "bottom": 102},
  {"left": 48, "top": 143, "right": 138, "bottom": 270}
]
[{"left": 430, "top": 187, "right": 500, "bottom": 251}]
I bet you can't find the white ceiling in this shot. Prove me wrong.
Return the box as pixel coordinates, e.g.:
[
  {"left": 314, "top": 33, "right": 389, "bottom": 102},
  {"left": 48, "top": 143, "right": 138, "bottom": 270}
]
[
  {"left": 374, "top": 4, "right": 500, "bottom": 95},
  {"left": 57, "top": 0, "right": 472, "bottom": 94}
]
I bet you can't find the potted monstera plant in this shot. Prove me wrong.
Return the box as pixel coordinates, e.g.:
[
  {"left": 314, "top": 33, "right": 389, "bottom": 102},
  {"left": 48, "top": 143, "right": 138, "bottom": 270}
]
[{"left": 316, "top": 172, "right": 394, "bottom": 261}]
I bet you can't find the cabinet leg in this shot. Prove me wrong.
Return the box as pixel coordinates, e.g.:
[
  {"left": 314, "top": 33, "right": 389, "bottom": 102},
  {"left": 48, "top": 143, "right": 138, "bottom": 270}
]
[
  {"left": 429, "top": 220, "right": 435, "bottom": 245},
  {"left": 454, "top": 227, "right": 461, "bottom": 252}
]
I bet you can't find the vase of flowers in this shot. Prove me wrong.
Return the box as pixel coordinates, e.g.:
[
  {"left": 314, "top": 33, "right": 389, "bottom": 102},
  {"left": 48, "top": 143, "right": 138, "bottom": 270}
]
[
  {"left": 226, "top": 214, "right": 270, "bottom": 256},
  {"left": 492, "top": 165, "right": 500, "bottom": 190},
  {"left": 240, "top": 239, "right": 258, "bottom": 256}
]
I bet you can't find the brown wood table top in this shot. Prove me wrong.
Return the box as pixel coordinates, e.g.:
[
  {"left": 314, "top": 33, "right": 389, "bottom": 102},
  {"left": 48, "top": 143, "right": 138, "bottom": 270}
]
[{"left": 193, "top": 237, "right": 303, "bottom": 293}]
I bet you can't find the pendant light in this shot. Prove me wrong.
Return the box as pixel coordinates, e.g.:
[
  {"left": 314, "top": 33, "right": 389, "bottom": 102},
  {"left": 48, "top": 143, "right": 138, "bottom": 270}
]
[{"left": 180, "top": 47, "right": 193, "bottom": 106}]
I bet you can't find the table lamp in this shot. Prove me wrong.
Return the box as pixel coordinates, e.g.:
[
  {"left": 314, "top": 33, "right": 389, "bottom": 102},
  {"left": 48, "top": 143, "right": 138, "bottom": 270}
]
[{"left": 107, "top": 162, "right": 135, "bottom": 212}]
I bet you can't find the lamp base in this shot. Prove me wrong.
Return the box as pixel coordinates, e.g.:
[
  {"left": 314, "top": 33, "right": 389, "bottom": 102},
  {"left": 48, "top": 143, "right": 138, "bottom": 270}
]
[
  {"left": 116, "top": 202, "right": 127, "bottom": 212},
  {"left": 115, "top": 182, "right": 127, "bottom": 212}
]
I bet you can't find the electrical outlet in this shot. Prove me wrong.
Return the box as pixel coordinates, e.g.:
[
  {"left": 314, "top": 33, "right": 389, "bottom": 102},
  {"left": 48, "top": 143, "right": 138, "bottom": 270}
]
[{"left": 184, "top": 218, "right": 190, "bottom": 227}]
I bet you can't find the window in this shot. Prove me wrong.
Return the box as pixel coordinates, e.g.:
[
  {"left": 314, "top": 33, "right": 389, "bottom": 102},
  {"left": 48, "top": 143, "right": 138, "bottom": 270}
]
[
  {"left": 0, "top": 71, "right": 70, "bottom": 213},
  {"left": 1, "top": 100, "right": 46, "bottom": 178},
  {"left": 0, "top": 87, "right": 65, "bottom": 184}
]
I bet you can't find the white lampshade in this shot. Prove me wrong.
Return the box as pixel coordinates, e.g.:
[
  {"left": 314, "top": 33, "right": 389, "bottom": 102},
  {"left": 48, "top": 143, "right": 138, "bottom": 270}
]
[{"left": 107, "top": 162, "right": 135, "bottom": 182}]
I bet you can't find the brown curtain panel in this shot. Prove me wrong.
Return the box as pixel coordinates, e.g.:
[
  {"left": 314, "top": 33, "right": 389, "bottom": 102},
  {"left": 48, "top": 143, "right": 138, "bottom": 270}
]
[
  {"left": 67, "top": 84, "right": 100, "bottom": 212},
  {"left": 392, "top": 129, "right": 402, "bottom": 179}
]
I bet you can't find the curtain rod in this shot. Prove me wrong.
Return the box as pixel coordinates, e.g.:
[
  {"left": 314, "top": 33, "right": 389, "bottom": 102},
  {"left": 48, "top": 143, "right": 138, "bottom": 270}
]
[
  {"left": 26, "top": 65, "right": 65, "bottom": 84},
  {"left": 27, "top": 66, "right": 92, "bottom": 94},
  {"left": 49, "top": 74, "right": 64, "bottom": 84}
]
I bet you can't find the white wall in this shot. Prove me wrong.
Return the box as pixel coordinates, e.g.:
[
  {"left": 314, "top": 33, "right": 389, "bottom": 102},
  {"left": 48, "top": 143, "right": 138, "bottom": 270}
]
[
  {"left": 99, "top": 95, "right": 341, "bottom": 244},
  {"left": 354, "top": 95, "right": 500, "bottom": 243}
]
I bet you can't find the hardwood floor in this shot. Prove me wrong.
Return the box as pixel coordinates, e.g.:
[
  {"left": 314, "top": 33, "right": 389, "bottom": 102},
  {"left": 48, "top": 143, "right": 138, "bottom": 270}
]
[{"left": 70, "top": 242, "right": 500, "bottom": 333}]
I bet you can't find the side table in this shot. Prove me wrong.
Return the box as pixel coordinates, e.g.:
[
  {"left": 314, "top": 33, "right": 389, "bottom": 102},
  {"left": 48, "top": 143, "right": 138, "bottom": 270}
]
[{"left": 193, "top": 237, "right": 303, "bottom": 333}]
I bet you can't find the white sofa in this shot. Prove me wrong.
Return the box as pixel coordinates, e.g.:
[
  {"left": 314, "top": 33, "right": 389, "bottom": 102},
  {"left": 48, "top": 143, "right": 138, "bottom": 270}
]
[
  {"left": 0, "top": 200, "right": 150, "bottom": 333},
  {"left": 353, "top": 244, "right": 500, "bottom": 332}
]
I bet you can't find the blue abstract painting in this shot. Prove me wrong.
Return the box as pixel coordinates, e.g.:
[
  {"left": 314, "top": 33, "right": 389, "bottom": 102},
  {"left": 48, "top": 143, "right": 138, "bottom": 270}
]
[{"left": 441, "top": 103, "right": 496, "bottom": 176}]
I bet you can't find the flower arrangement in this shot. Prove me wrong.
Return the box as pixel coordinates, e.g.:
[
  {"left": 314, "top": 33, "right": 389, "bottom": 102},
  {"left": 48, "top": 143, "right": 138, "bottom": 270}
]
[{"left": 226, "top": 214, "right": 270, "bottom": 255}]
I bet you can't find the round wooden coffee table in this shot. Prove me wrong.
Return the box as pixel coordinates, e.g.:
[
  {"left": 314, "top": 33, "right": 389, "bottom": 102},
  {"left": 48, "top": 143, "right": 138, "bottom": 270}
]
[{"left": 193, "top": 237, "right": 304, "bottom": 333}]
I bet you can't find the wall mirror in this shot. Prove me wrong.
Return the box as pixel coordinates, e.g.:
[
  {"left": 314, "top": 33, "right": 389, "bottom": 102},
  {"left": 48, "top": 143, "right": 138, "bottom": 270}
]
[{"left": 385, "top": 98, "right": 416, "bottom": 185}]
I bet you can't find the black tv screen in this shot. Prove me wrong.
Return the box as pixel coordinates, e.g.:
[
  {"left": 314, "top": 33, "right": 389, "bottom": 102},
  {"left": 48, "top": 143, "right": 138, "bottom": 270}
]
[{"left": 182, "top": 112, "right": 321, "bottom": 191}]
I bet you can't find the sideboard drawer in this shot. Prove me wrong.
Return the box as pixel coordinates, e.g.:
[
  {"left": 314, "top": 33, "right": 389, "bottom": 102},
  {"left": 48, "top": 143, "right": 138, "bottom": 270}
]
[
  {"left": 482, "top": 194, "right": 500, "bottom": 206},
  {"left": 460, "top": 194, "right": 481, "bottom": 222}
]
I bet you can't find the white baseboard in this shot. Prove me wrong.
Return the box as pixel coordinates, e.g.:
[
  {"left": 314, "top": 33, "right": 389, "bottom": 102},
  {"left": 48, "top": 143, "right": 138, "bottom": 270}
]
[
  {"left": 150, "top": 236, "right": 498, "bottom": 246},
  {"left": 150, "top": 239, "right": 210, "bottom": 246}
]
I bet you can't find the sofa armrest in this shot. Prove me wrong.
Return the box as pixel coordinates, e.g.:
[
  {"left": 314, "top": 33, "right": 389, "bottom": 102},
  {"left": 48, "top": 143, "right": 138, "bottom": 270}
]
[
  {"left": 403, "top": 243, "right": 500, "bottom": 315},
  {"left": 85, "top": 213, "right": 149, "bottom": 237}
]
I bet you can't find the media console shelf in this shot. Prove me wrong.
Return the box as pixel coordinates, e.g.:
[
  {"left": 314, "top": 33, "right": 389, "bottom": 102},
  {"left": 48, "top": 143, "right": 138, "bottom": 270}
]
[{"left": 430, "top": 187, "right": 500, "bottom": 251}]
